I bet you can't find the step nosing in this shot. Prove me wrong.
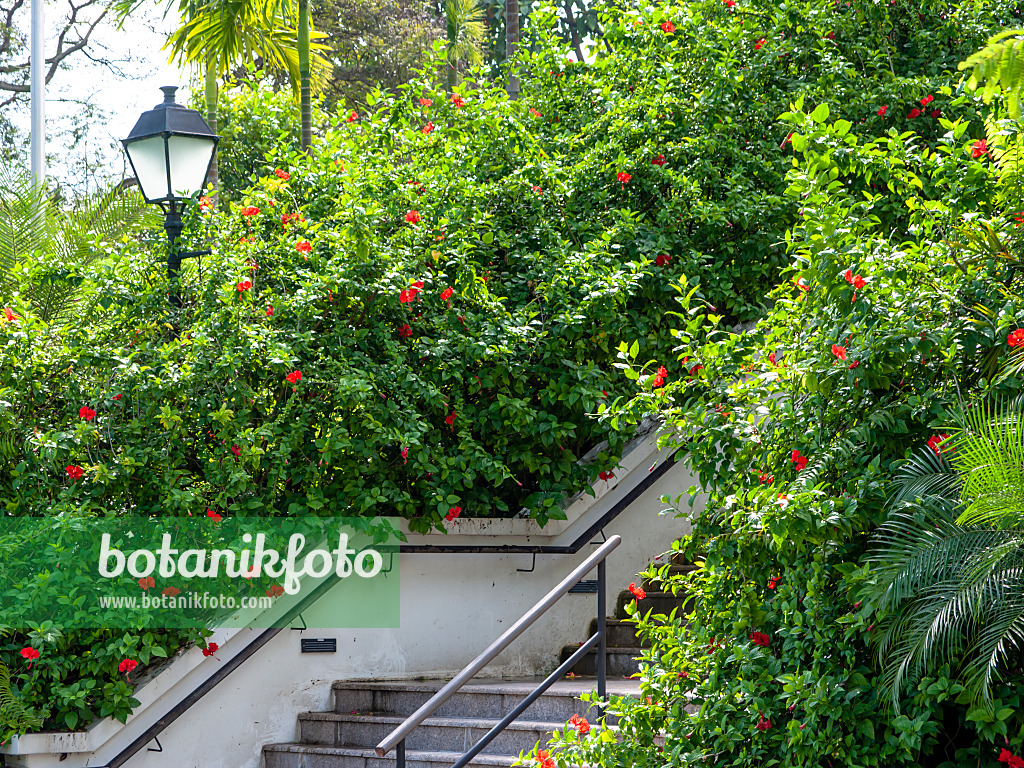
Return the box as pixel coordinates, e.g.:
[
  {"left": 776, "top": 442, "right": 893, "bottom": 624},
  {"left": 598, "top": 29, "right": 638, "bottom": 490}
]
[
  {"left": 299, "top": 712, "right": 566, "bottom": 729},
  {"left": 265, "top": 743, "right": 519, "bottom": 763}
]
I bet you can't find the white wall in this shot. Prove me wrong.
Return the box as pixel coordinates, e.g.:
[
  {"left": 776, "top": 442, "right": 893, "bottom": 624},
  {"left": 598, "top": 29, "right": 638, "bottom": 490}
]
[{"left": 4, "top": 432, "right": 703, "bottom": 768}]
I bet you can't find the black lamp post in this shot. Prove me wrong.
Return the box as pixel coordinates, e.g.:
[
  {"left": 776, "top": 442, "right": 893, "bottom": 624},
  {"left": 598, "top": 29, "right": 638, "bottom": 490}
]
[{"left": 121, "top": 86, "right": 219, "bottom": 306}]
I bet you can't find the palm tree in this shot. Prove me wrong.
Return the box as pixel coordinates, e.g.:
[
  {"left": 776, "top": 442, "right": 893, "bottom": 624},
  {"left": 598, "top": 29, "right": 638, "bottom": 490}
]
[
  {"left": 0, "top": 164, "right": 156, "bottom": 325},
  {"left": 868, "top": 398, "right": 1024, "bottom": 709},
  {"left": 445, "top": 0, "right": 486, "bottom": 92}
]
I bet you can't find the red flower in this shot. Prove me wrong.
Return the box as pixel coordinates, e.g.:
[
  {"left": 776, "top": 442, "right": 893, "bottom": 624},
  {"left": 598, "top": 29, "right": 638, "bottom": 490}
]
[
  {"left": 920, "top": 94, "right": 934, "bottom": 106},
  {"left": 445, "top": 506, "right": 461, "bottom": 521},
  {"left": 532, "top": 185, "right": 543, "bottom": 194},
  {"left": 202, "top": 642, "right": 220, "bottom": 657},
  {"left": 616, "top": 171, "right": 631, "bottom": 185},
  {"left": 405, "top": 210, "right": 421, "bottom": 224},
  {"left": 754, "top": 38, "right": 766, "bottom": 50},
  {"left": 119, "top": 658, "right": 138, "bottom": 682},
  {"left": 20, "top": 647, "right": 40, "bottom": 667},
  {"left": 240, "top": 206, "right": 259, "bottom": 216},
  {"left": 758, "top": 472, "right": 773, "bottom": 484},
  {"left": 825, "top": 30, "right": 835, "bottom": 39},
  {"left": 162, "top": 586, "right": 180, "bottom": 597},
  {"left": 877, "top": 105, "right": 887, "bottom": 116},
  {"left": 450, "top": 95, "right": 466, "bottom": 108},
  {"left": 79, "top": 405, "right": 96, "bottom": 421},
  {"left": 275, "top": 168, "right": 290, "bottom": 180},
  {"left": 445, "top": 411, "right": 457, "bottom": 426},
  {"left": 931, "top": 109, "right": 942, "bottom": 118},
  {"left": 793, "top": 276, "right": 810, "bottom": 291},
  {"left": 972, "top": 139, "right": 988, "bottom": 158},
  {"left": 749, "top": 631, "right": 770, "bottom": 647},
  {"left": 848, "top": 359, "right": 860, "bottom": 369},
  {"left": 651, "top": 154, "right": 666, "bottom": 166},
  {"left": 530, "top": 107, "right": 541, "bottom": 117},
  {"left": 725, "top": 0, "right": 736, "bottom": 5},
  {"left": 281, "top": 212, "right": 302, "bottom": 226},
  {"left": 628, "top": 582, "right": 646, "bottom": 600},
  {"left": 599, "top": 470, "right": 615, "bottom": 481},
  {"left": 266, "top": 305, "right": 274, "bottom": 317},
  {"left": 398, "top": 324, "right": 412, "bottom": 338},
  {"left": 767, "top": 577, "right": 779, "bottom": 589},
  {"left": 347, "top": 110, "right": 358, "bottom": 122},
  {"left": 285, "top": 370, "right": 303, "bottom": 384},
  {"left": 791, "top": 449, "right": 808, "bottom": 471},
  {"left": 440, "top": 286, "right": 454, "bottom": 302},
  {"left": 295, "top": 240, "right": 312, "bottom": 253},
  {"left": 401, "top": 446, "right": 409, "bottom": 464},
  {"left": 66, "top": 465, "right": 83, "bottom": 480},
  {"left": 831, "top": 344, "right": 847, "bottom": 361},
  {"left": 236, "top": 280, "right": 252, "bottom": 292},
  {"left": 422, "top": 121, "right": 434, "bottom": 134},
  {"left": 767, "top": 352, "right": 776, "bottom": 365},
  {"left": 536, "top": 750, "right": 555, "bottom": 768},
  {"left": 266, "top": 584, "right": 285, "bottom": 597},
  {"left": 927, "top": 433, "right": 950, "bottom": 455},
  {"left": 1008, "top": 755, "right": 1024, "bottom": 768},
  {"left": 400, "top": 290, "right": 416, "bottom": 304},
  {"left": 419, "top": 98, "right": 433, "bottom": 107},
  {"left": 661, "top": 21, "right": 676, "bottom": 32},
  {"left": 655, "top": 253, "right": 670, "bottom": 266},
  {"left": 199, "top": 196, "right": 214, "bottom": 212},
  {"left": 999, "top": 750, "right": 1013, "bottom": 764},
  {"left": 569, "top": 714, "right": 591, "bottom": 735},
  {"left": 907, "top": 108, "right": 921, "bottom": 118},
  {"left": 652, "top": 365, "right": 668, "bottom": 388},
  {"left": 113, "top": 393, "right": 123, "bottom": 401},
  {"left": 756, "top": 715, "right": 771, "bottom": 731},
  {"left": 1008, "top": 328, "right": 1024, "bottom": 347},
  {"left": 207, "top": 508, "right": 223, "bottom": 521}
]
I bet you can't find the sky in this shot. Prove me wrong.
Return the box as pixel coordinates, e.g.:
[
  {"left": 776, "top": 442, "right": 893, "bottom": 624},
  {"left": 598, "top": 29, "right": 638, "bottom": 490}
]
[{"left": 15, "top": 1, "right": 191, "bottom": 192}]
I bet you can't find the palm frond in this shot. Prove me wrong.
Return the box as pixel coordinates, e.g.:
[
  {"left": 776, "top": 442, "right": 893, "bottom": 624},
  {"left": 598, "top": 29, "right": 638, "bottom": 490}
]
[
  {"left": 889, "top": 446, "right": 961, "bottom": 508},
  {"left": 0, "top": 164, "right": 52, "bottom": 295},
  {"left": 959, "top": 30, "right": 1024, "bottom": 120}
]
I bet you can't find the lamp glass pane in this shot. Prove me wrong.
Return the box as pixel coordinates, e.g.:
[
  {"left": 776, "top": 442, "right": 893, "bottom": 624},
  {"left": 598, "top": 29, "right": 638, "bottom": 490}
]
[
  {"left": 167, "top": 135, "right": 215, "bottom": 198},
  {"left": 125, "top": 136, "right": 170, "bottom": 202}
]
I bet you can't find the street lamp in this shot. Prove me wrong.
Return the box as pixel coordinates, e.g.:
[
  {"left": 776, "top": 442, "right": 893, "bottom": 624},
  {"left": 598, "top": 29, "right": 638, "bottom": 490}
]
[{"left": 121, "top": 85, "right": 219, "bottom": 306}]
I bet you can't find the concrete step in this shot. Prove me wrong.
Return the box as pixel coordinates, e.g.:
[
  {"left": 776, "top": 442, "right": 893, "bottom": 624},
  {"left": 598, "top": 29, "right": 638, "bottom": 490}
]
[
  {"left": 298, "top": 712, "right": 559, "bottom": 755},
  {"left": 332, "top": 678, "right": 637, "bottom": 724},
  {"left": 587, "top": 618, "right": 642, "bottom": 647},
  {"left": 558, "top": 646, "right": 644, "bottom": 677},
  {"left": 615, "top": 590, "right": 693, "bottom": 619},
  {"left": 264, "top": 744, "right": 520, "bottom": 768}
]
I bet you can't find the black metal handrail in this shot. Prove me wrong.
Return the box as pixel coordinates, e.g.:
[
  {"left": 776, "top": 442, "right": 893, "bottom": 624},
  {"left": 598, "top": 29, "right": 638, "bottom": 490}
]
[{"left": 374, "top": 534, "right": 621, "bottom": 766}]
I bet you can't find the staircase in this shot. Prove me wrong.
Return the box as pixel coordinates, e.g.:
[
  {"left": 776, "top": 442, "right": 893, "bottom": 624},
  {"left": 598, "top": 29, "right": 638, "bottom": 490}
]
[{"left": 264, "top": 555, "right": 693, "bottom": 768}]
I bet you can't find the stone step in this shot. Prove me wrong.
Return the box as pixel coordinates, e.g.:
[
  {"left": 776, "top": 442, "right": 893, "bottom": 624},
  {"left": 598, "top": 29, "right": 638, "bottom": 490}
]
[
  {"left": 558, "top": 646, "right": 644, "bottom": 677},
  {"left": 587, "top": 618, "right": 642, "bottom": 648},
  {"left": 614, "top": 590, "right": 693, "bottom": 619},
  {"left": 298, "top": 712, "right": 560, "bottom": 755},
  {"left": 332, "top": 678, "right": 636, "bottom": 724},
  {"left": 264, "top": 744, "right": 520, "bottom": 768}
]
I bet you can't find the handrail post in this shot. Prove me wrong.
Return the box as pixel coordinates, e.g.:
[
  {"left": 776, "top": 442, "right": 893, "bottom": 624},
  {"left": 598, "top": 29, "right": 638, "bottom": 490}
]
[
  {"left": 597, "top": 559, "right": 607, "bottom": 699},
  {"left": 397, "top": 738, "right": 405, "bottom": 768}
]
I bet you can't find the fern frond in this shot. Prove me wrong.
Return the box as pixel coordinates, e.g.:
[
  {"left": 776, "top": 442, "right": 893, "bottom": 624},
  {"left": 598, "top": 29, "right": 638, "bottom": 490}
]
[{"left": 0, "top": 661, "right": 43, "bottom": 734}]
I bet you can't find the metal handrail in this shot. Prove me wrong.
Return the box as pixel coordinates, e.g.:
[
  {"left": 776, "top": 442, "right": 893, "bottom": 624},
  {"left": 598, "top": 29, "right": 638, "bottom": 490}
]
[{"left": 374, "top": 534, "right": 621, "bottom": 762}]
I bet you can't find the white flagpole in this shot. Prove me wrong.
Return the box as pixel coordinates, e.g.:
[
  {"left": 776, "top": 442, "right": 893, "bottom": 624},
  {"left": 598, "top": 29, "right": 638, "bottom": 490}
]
[{"left": 30, "top": 0, "right": 45, "bottom": 186}]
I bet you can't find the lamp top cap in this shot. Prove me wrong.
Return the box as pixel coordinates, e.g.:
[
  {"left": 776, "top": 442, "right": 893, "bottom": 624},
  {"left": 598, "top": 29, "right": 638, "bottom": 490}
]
[
  {"left": 123, "top": 85, "right": 219, "bottom": 144},
  {"left": 159, "top": 85, "right": 179, "bottom": 105}
]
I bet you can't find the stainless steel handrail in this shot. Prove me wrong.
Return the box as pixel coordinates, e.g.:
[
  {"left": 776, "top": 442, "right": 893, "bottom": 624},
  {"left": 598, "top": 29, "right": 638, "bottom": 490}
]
[{"left": 374, "top": 534, "right": 621, "bottom": 760}]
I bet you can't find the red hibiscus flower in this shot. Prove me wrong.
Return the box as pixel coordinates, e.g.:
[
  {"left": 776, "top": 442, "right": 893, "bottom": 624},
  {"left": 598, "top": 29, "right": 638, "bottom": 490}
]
[
  {"left": 440, "top": 286, "right": 454, "bottom": 302},
  {"left": 749, "top": 631, "right": 770, "bottom": 647},
  {"left": 793, "top": 276, "right": 810, "bottom": 291},
  {"left": 532, "top": 185, "right": 543, "bottom": 195},
  {"left": 768, "top": 577, "right": 779, "bottom": 589},
  {"left": 347, "top": 110, "right": 358, "bottom": 122},
  {"left": 296, "top": 240, "right": 312, "bottom": 253},
  {"left": 877, "top": 105, "right": 887, "bottom": 116},
  {"left": 652, "top": 365, "right": 668, "bottom": 388},
  {"left": 999, "top": 751, "right": 1024, "bottom": 768},
  {"left": 398, "top": 324, "right": 412, "bottom": 338},
  {"left": 230, "top": 445, "right": 241, "bottom": 457},
  {"left": 119, "top": 658, "right": 138, "bottom": 682},
  {"left": 401, "top": 446, "right": 409, "bottom": 464},
  {"left": 758, "top": 472, "right": 773, "bottom": 484},
  {"left": 617, "top": 171, "right": 631, "bottom": 185},
  {"left": 236, "top": 280, "right": 252, "bottom": 292},
  {"left": 445, "top": 506, "right": 461, "bottom": 521},
  {"left": 628, "top": 582, "right": 646, "bottom": 600},
  {"left": 767, "top": 352, "right": 777, "bottom": 365},
  {"left": 656, "top": 253, "right": 671, "bottom": 266},
  {"left": 419, "top": 98, "right": 433, "bottom": 107},
  {"left": 207, "top": 508, "right": 223, "bottom": 521},
  {"left": 754, "top": 38, "right": 766, "bottom": 50},
  {"left": 266, "top": 584, "right": 285, "bottom": 597},
  {"left": 138, "top": 576, "right": 155, "bottom": 590},
  {"left": 285, "top": 370, "right": 302, "bottom": 384},
  {"left": 20, "top": 647, "right": 40, "bottom": 668},
  {"left": 831, "top": 344, "right": 847, "bottom": 361},
  {"left": 79, "top": 406, "right": 96, "bottom": 421},
  {"left": 199, "top": 196, "right": 214, "bottom": 212},
  {"left": 651, "top": 154, "right": 666, "bottom": 166},
  {"left": 927, "top": 433, "right": 950, "bottom": 455},
  {"left": 907, "top": 108, "right": 921, "bottom": 118},
  {"left": 848, "top": 359, "right": 860, "bottom": 369},
  {"left": 530, "top": 107, "right": 541, "bottom": 117},
  {"left": 791, "top": 449, "right": 808, "bottom": 471},
  {"left": 450, "top": 95, "right": 466, "bottom": 108},
  {"left": 756, "top": 715, "right": 771, "bottom": 731},
  {"left": 661, "top": 21, "right": 676, "bottom": 32},
  {"left": 405, "top": 210, "right": 421, "bottom": 224},
  {"left": 445, "top": 411, "right": 457, "bottom": 427},
  {"left": 266, "top": 305, "right": 274, "bottom": 316},
  {"left": 920, "top": 94, "right": 934, "bottom": 106},
  {"left": 422, "top": 121, "right": 434, "bottom": 134},
  {"left": 162, "top": 587, "right": 181, "bottom": 597},
  {"left": 536, "top": 750, "right": 555, "bottom": 768},
  {"left": 66, "top": 465, "right": 83, "bottom": 480},
  {"left": 275, "top": 168, "right": 290, "bottom": 180},
  {"left": 202, "top": 642, "right": 220, "bottom": 658},
  {"left": 724, "top": 0, "right": 735, "bottom": 6},
  {"left": 240, "top": 206, "right": 259, "bottom": 216},
  {"left": 599, "top": 470, "right": 615, "bottom": 481},
  {"left": 825, "top": 30, "right": 835, "bottom": 39},
  {"left": 113, "top": 393, "right": 123, "bottom": 401},
  {"left": 972, "top": 139, "right": 988, "bottom": 158},
  {"left": 1007, "top": 328, "right": 1024, "bottom": 347},
  {"left": 931, "top": 109, "right": 942, "bottom": 118}
]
